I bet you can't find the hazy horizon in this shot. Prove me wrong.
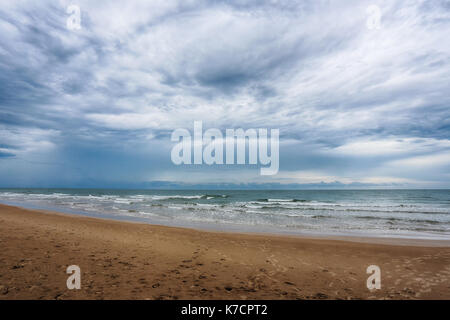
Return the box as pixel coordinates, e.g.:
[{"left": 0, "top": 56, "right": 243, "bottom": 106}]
[{"left": 1, "top": 185, "right": 450, "bottom": 191}]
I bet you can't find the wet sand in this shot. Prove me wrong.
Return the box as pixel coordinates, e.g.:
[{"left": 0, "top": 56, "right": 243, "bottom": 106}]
[{"left": 0, "top": 203, "right": 449, "bottom": 300}]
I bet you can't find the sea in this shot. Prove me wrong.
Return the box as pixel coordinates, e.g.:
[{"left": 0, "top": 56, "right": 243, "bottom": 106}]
[{"left": 0, "top": 189, "right": 449, "bottom": 240}]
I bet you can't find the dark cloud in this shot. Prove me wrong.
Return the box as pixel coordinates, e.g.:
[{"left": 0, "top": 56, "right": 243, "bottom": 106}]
[{"left": 0, "top": 151, "right": 15, "bottom": 158}]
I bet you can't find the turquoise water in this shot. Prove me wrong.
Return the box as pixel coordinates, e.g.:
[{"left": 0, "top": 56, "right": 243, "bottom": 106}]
[{"left": 0, "top": 189, "right": 449, "bottom": 239}]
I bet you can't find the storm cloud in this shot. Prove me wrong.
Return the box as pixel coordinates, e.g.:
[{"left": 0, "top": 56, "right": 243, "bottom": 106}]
[{"left": 0, "top": 0, "right": 449, "bottom": 188}]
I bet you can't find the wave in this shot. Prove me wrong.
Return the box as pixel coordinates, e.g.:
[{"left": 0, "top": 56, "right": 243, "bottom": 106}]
[
  {"left": 202, "top": 194, "right": 229, "bottom": 200},
  {"left": 150, "top": 194, "right": 229, "bottom": 201},
  {"left": 356, "top": 215, "right": 444, "bottom": 224},
  {"left": 257, "top": 198, "right": 310, "bottom": 203},
  {"left": 241, "top": 201, "right": 449, "bottom": 215},
  {"left": 150, "top": 195, "right": 203, "bottom": 200}
]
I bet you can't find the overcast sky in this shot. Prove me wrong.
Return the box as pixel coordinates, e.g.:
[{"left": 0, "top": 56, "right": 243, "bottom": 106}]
[{"left": 0, "top": 0, "right": 449, "bottom": 188}]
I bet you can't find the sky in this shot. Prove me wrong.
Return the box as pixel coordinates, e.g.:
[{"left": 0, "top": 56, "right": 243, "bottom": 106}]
[{"left": 0, "top": 0, "right": 449, "bottom": 189}]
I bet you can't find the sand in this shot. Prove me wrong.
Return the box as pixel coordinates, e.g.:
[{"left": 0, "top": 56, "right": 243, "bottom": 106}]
[{"left": 0, "top": 203, "right": 449, "bottom": 300}]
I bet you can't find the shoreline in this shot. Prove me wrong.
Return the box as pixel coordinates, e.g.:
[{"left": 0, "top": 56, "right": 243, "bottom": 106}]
[
  {"left": 1, "top": 203, "right": 450, "bottom": 299},
  {"left": 1, "top": 200, "right": 448, "bottom": 246}
]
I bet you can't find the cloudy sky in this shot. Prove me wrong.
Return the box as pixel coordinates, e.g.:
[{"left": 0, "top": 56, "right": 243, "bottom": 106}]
[{"left": 0, "top": 0, "right": 449, "bottom": 188}]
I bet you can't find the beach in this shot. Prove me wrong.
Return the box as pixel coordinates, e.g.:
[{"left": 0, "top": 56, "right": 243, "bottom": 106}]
[{"left": 0, "top": 203, "right": 449, "bottom": 300}]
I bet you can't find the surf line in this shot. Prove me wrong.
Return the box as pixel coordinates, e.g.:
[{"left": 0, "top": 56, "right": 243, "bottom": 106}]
[{"left": 170, "top": 121, "right": 279, "bottom": 175}]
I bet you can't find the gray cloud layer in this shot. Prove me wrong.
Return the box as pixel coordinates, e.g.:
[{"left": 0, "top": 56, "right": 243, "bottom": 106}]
[{"left": 0, "top": 0, "right": 449, "bottom": 187}]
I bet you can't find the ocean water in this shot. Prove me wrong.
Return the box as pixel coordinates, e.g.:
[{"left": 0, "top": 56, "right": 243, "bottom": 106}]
[{"left": 0, "top": 189, "right": 449, "bottom": 240}]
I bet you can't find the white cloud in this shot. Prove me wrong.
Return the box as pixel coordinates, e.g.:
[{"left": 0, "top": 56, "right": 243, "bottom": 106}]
[
  {"left": 387, "top": 152, "right": 450, "bottom": 168},
  {"left": 330, "top": 138, "right": 450, "bottom": 156},
  {"left": 0, "top": 128, "right": 59, "bottom": 155}
]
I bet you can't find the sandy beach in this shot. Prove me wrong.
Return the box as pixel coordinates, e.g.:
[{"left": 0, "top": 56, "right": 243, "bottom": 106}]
[{"left": 0, "top": 203, "right": 449, "bottom": 300}]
